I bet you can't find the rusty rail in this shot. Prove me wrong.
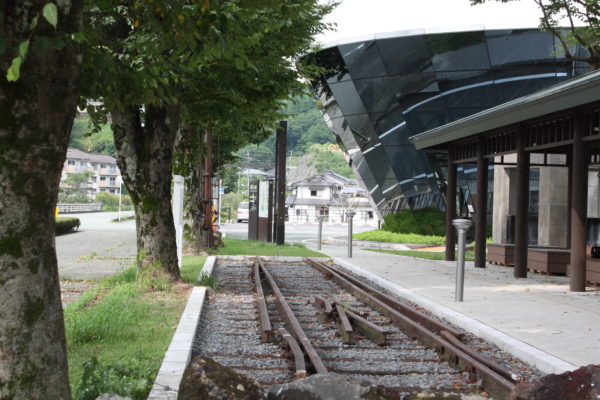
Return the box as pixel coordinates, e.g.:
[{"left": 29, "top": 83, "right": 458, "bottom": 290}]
[
  {"left": 278, "top": 328, "right": 307, "bottom": 378},
  {"left": 304, "top": 258, "right": 516, "bottom": 399},
  {"left": 306, "top": 258, "right": 463, "bottom": 339},
  {"left": 253, "top": 261, "right": 272, "bottom": 343},
  {"left": 258, "top": 260, "right": 328, "bottom": 374}
]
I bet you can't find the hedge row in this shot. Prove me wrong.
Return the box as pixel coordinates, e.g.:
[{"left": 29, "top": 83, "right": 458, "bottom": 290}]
[
  {"left": 56, "top": 217, "right": 81, "bottom": 236},
  {"left": 382, "top": 207, "right": 446, "bottom": 236}
]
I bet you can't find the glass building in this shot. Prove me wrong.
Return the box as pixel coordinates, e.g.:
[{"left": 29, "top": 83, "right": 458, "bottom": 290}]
[{"left": 305, "top": 28, "right": 588, "bottom": 217}]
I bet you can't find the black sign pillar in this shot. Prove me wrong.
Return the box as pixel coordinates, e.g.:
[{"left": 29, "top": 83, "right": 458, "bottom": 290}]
[{"left": 274, "top": 121, "right": 287, "bottom": 245}]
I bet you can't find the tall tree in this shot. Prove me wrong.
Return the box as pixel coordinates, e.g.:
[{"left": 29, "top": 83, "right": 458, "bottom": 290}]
[
  {"left": 0, "top": 1, "right": 83, "bottom": 398},
  {"left": 472, "top": 0, "right": 600, "bottom": 69}
]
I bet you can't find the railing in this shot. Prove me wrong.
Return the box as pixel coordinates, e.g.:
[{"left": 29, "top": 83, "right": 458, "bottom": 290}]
[{"left": 57, "top": 203, "right": 103, "bottom": 213}]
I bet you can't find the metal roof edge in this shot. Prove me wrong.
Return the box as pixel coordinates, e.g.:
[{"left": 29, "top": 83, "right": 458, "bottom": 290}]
[{"left": 410, "top": 69, "right": 600, "bottom": 149}]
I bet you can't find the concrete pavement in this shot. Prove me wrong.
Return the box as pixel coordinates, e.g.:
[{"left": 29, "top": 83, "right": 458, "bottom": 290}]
[{"left": 309, "top": 242, "right": 600, "bottom": 373}]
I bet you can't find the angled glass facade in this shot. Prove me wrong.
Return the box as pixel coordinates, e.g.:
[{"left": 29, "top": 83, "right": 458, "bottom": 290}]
[{"left": 305, "top": 28, "right": 588, "bottom": 216}]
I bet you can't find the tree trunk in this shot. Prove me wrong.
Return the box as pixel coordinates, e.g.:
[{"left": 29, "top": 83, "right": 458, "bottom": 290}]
[
  {"left": 0, "top": 2, "right": 83, "bottom": 399},
  {"left": 111, "top": 105, "right": 181, "bottom": 281}
]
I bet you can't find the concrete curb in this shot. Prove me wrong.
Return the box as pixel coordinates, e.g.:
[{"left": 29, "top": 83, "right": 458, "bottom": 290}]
[
  {"left": 147, "top": 257, "right": 214, "bottom": 400},
  {"left": 332, "top": 257, "right": 577, "bottom": 375},
  {"left": 326, "top": 237, "right": 411, "bottom": 251}
]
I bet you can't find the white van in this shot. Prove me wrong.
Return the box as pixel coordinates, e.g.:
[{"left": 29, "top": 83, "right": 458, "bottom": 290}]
[{"left": 237, "top": 201, "right": 250, "bottom": 223}]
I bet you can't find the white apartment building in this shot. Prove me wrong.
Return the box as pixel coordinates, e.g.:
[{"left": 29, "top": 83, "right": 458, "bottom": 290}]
[{"left": 61, "top": 147, "right": 121, "bottom": 197}]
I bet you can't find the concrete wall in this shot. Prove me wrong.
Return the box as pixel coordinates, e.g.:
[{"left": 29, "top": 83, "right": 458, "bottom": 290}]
[{"left": 538, "top": 165, "right": 568, "bottom": 247}]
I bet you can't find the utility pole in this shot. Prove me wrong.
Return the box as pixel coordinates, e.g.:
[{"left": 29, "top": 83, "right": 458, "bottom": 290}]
[{"left": 203, "top": 125, "right": 214, "bottom": 249}]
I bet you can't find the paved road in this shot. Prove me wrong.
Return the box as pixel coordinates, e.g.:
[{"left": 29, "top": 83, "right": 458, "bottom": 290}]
[
  {"left": 56, "top": 211, "right": 136, "bottom": 280},
  {"left": 220, "top": 221, "right": 375, "bottom": 243}
]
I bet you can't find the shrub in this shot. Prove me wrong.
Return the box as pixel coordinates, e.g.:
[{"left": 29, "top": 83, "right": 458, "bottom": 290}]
[
  {"left": 56, "top": 217, "right": 81, "bottom": 235},
  {"left": 382, "top": 207, "right": 446, "bottom": 236},
  {"left": 354, "top": 230, "right": 445, "bottom": 246},
  {"left": 96, "top": 191, "right": 132, "bottom": 207}
]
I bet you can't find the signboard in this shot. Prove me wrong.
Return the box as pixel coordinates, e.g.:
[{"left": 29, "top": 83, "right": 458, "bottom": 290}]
[{"left": 259, "top": 181, "right": 269, "bottom": 218}]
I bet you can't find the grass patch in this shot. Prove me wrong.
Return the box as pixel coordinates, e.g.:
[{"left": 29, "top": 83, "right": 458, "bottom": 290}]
[
  {"left": 354, "top": 229, "right": 446, "bottom": 246},
  {"left": 365, "top": 248, "right": 475, "bottom": 261},
  {"left": 111, "top": 215, "right": 135, "bottom": 223},
  {"left": 180, "top": 255, "right": 207, "bottom": 284},
  {"left": 65, "top": 267, "right": 190, "bottom": 400},
  {"left": 208, "top": 237, "right": 326, "bottom": 257}
]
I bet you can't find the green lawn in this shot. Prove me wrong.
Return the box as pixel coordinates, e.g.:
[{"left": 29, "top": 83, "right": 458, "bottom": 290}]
[
  {"left": 207, "top": 237, "right": 326, "bottom": 257},
  {"left": 65, "top": 255, "right": 207, "bottom": 400},
  {"left": 354, "top": 229, "right": 446, "bottom": 246},
  {"left": 366, "top": 248, "right": 475, "bottom": 261}
]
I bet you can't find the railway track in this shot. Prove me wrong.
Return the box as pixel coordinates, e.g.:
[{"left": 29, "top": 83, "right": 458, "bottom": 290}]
[{"left": 193, "top": 258, "right": 526, "bottom": 399}]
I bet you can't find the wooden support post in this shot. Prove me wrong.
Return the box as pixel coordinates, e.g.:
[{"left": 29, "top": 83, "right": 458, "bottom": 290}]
[
  {"left": 566, "top": 152, "right": 572, "bottom": 248},
  {"left": 475, "top": 138, "right": 488, "bottom": 268},
  {"left": 446, "top": 147, "right": 457, "bottom": 261},
  {"left": 514, "top": 130, "right": 529, "bottom": 278},
  {"left": 569, "top": 112, "right": 588, "bottom": 292}
]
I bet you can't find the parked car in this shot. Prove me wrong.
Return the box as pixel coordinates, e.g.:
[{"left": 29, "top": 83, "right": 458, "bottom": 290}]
[{"left": 237, "top": 201, "right": 249, "bottom": 223}]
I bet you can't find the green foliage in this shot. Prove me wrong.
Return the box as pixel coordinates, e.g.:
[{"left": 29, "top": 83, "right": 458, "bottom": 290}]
[
  {"left": 69, "top": 117, "right": 116, "bottom": 156},
  {"left": 382, "top": 207, "right": 446, "bottom": 236},
  {"left": 208, "top": 237, "right": 326, "bottom": 257},
  {"left": 221, "top": 193, "right": 246, "bottom": 218},
  {"left": 65, "top": 264, "right": 189, "bottom": 399},
  {"left": 59, "top": 171, "right": 94, "bottom": 203},
  {"left": 180, "top": 256, "right": 207, "bottom": 284},
  {"left": 353, "top": 230, "right": 446, "bottom": 246},
  {"left": 197, "top": 274, "right": 218, "bottom": 289},
  {"left": 55, "top": 217, "right": 80, "bottom": 235},
  {"left": 96, "top": 192, "right": 132, "bottom": 208},
  {"left": 303, "top": 143, "right": 353, "bottom": 178}
]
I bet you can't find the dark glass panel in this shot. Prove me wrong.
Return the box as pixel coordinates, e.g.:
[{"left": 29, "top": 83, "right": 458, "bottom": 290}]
[
  {"left": 344, "top": 114, "right": 378, "bottom": 148},
  {"left": 449, "top": 107, "right": 488, "bottom": 121},
  {"left": 396, "top": 90, "right": 444, "bottom": 114},
  {"left": 425, "top": 30, "right": 490, "bottom": 71},
  {"left": 363, "top": 146, "right": 398, "bottom": 194},
  {"left": 369, "top": 110, "right": 408, "bottom": 143},
  {"left": 405, "top": 107, "right": 451, "bottom": 133},
  {"left": 486, "top": 29, "right": 555, "bottom": 67},
  {"left": 328, "top": 80, "right": 367, "bottom": 116},
  {"left": 384, "top": 144, "right": 430, "bottom": 182},
  {"left": 353, "top": 73, "right": 438, "bottom": 113},
  {"left": 491, "top": 69, "right": 559, "bottom": 103},
  {"left": 376, "top": 35, "right": 434, "bottom": 75},
  {"left": 339, "top": 41, "right": 386, "bottom": 79},
  {"left": 437, "top": 70, "right": 495, "bottom": 107}
]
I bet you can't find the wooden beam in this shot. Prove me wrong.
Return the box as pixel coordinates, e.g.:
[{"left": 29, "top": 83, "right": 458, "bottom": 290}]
[
  {"left": 514, "top": 128, "right": 529, "bottom": 278},
  {"left": 446, "top": 147, "right": 457, "bottom": 261},
  {"left": 475, "top": 138, "right": 488, "bottom": 268},
  {"left": 569, "top": 111, "right": 588, "bottom": 292}
]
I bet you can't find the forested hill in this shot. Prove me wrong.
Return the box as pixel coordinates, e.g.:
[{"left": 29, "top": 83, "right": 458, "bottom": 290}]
[
  {"left": 68, "top": 118, "right": 116, "bottom": 157},
  {"left": 236, "top": 93, "right": 336, "bottom": 163}
]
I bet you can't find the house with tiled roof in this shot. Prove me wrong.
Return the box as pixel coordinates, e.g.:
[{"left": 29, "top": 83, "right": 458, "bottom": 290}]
[
  {"left": 60, "top": 148, "right": 122, "bottom": 198},
  {"left": 285, "top": 170, "right": 379, "bottom": 226}
]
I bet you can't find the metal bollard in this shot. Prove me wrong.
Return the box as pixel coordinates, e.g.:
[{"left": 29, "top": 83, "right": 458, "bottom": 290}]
[
  {"left": 317, "top": 216, "right": 324, "bottom": 250},
  {"left": 346, "top": 211, "right": 356, "bottom": 258},
  {"left": 452, "top": 218, "right": 472, "bottom": 302}
]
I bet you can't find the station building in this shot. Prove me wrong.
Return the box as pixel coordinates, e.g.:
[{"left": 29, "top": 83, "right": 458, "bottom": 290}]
[{"left": 305, "top": 27, "right": 590, "bottom": 219}]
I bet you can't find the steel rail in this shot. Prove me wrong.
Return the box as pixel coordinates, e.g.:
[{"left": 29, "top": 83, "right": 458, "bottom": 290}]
[
  {"left": 253, "top": 261, "right": 272, "bottom": 343},
  {"left": 440, "top": 330, "right": 519, "bottom": 383},
  {"left": 306, "top": 258, "right": 463, "bottom": 339},
  {"left": 257, "top": 260, "right": 328, "bottom": 374},
  {"left": 305, "top": 258, "right": 515, "bottom": 399},
  {"left": 334, "top": 303, "right": 354, "bottom": 344},
  {"left": 278, "top": 328, "right": 307, "bottom": 378}
]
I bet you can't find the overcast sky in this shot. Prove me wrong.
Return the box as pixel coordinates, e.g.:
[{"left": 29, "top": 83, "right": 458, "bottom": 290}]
[{"left": 316, "top": 0, "right": 543, "bottom": 45}]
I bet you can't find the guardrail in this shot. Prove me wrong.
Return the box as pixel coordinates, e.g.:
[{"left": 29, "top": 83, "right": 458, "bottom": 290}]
[{"left": 57, "top": 203, "right": 103, "bottom": 213}]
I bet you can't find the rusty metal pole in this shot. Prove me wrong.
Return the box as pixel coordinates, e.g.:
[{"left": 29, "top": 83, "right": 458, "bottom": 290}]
[
  {"left": 275, "top": 121, "right": 287, "bottom": 245},
  {"left": 475, "top": 138, "right": 488, "bottom": 268},
  {"left": 203, "top": 125, "right": 213, "bottom": 249},
  {"left": 446, "top": 147, "right": 457, "bottom": 261},
  {"left": 514, "top": 129, "right": 529, "bottom": 278},
  {"left": 317, "top": 215, "right": 324, "bottom": 250},
  {"left": 569, "top": 111, "right": 588, "bottom": 292}
]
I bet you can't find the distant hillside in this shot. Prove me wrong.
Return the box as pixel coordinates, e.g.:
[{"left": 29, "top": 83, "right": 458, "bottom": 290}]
[{"left": 69, "top": 117, "right": 116, "bottom": 157}]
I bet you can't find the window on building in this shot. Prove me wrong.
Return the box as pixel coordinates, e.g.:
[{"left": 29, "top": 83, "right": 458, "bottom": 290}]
[
  {"left": 92, "top": 176, "right": 97, "bottom": 182},
  {"left": 110, "top": 177, "right": 116, "bottom": 185},
  {"left": 67, "top": 160, "right": 75, "bottom": 165},
  {"left": 368, "top": 211, "right": 373, "bottom": 219},
  {"left": 101, "top": 164, "right": 106, "bottom": 168},
  {"left": 310, "top": 190, "right": 317, "bottom": 197},
  {"left": 109, "top": 165, "right": 117, "bottom": 173},
  {"left": 80, "top": 161, "right": 87, "bottom": 166},
  {"left": 109, "top": 189, "right": 116, "bottom": 194},
  {"left": 93, "top": 163, "right": 98, "bottom": 170},
  {"left": 100, "top": 176, "right": 106, "bottom": 181}
]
